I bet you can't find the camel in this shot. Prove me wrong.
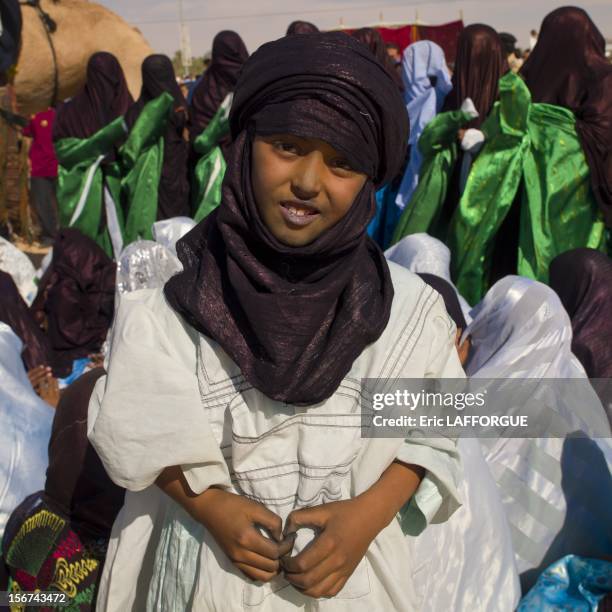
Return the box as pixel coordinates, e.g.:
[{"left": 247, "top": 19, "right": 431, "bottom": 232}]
[{"left": 13, "top": 0, "right": 153, "bottom": 115}]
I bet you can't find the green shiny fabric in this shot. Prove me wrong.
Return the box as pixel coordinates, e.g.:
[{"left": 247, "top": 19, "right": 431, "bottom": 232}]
[
  {"left": 192, "top": 97, "right": 230, "bottom": 222},
  {"left": 449, "top": 72, "right": 606, "bottom": 304},
  {"left": 391, "top": 109, "right": 475, "bottom": 244},
  {"left": 55, "top": 117, "right": 127, "bottom": 258},
  {"left": 121, "top": 93, "right": 174, "bottom": 243}
]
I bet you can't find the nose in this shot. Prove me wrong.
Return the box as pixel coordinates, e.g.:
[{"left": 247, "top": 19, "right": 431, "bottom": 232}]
[{"left": 291, "top": 151, "right": 323, "bottom": 200}]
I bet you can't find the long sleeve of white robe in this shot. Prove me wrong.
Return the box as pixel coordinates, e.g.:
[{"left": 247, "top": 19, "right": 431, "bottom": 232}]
[{"left": 89, "top": 289, "right": 232, "bottom": 494}]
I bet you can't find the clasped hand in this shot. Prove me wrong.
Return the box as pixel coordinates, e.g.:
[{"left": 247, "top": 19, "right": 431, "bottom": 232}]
[{"left": 193, "top": 489, "right": 383, "bottom": 599}]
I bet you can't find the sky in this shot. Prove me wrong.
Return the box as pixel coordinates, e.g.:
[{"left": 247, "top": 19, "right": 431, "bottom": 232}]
[{"left": 98, "top": 0, "right": 612, "bottom": 59}]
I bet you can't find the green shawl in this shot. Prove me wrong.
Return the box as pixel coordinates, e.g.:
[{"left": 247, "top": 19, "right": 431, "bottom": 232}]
[
  {"left": 55, "top": 116, "right": 127, "bottom": 258},
  {"left": 449, "top": 72, "right": 606, "bottom": 304}
]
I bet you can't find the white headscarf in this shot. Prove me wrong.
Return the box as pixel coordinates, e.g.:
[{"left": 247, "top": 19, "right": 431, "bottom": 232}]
[
  {"left": 465, "top": 276, "right": 589, "bottom": 379},
  {"left": 385, "top": 233, "right": 472, "bottom": 324},
  {"left": 465, "top": 276, "right": 611, "bottom": 584},
  {"left": 0, "top": 237, "right": 37, "bottom": 305},
  {"left": 395, "top": 41, "right": 452, "bottom": 210},
  {"left": 0, "top": 323, "right": 53, "bottom": 535}
]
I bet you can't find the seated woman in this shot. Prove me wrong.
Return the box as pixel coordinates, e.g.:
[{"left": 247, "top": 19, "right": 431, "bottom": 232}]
[
  {"left": 2, "top": 368, "right": 125, "bottom": 611},
  {"left": 385, "top": 232, "right": 472, "bottom": 323},
  {"left": 89, "top": 32, "right": 517, "bottom": 611},
  {"left": 550, "top": 248, "right": 612, "bottom": 420},
  {"left": 0, "top": 323, "right": 53, "bottom": 537},
  {"left": 0, "top": 229, "right": 116, "bottom": 386},
  {"left": 549, "top": 249, "right": 612, "bottom": 381},
  {"left": 464, "top": 276, "right": 612, "bottom": 590}
]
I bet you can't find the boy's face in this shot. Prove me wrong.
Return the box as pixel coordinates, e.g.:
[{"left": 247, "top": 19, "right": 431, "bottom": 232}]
[{"left": 251, "top": 134, "right": 368, "bottom": 247}]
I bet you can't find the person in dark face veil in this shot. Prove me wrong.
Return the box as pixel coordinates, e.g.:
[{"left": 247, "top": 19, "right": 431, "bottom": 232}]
[
  {"left": 286, "top": 20, "right": 319, "bottom": 35},
  {"left": 52, "top": 53, "right": 133, "bottom": 257},
  {"left": 189, "top": 30, "right": 248, "bottom": 145},
  {"left": 442, "top": 24, "right": 506, "bottom": 129},
  {"left": 30, "top": 228, "right": 116, "bottom": 374},
  {"left": 53, "top": 52, "right": 133, "bottom": 141},
  {"left": 125, "top": 55, "right": 191, "bottom": 220},
  {"left": 549, "top": 248, "right": 612, "bottom": 381},
  {"left": 351, "top": 27, "right": 404, "bottom": 92},
  {"left": 0, "top": 228, "right": 115, "bottom": 387},
  {"left": 415, "top": 23, "right": 507, "bottom": 232},
  {"left": 520, "top": 6, "right": 612, "bottom": 227},
  {"left": 169, "top": 31, "right": 409, "bottom": 405}
]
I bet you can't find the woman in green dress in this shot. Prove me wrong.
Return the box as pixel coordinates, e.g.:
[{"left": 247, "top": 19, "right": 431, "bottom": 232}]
[
  {"left": 449, "top": 7, "right": 611, "bottom": 304},
  {"left": 121, "top": 55, "right": 190, "bottom": 243},
  {"left": 189, "top": 31, "right": 249, "bottom": 221},
  {"left": 391, "top": 24, "right": 505, "bottom": 244},
  {"left": 53, "top": 52, "right": 133, "bottom": 259}
]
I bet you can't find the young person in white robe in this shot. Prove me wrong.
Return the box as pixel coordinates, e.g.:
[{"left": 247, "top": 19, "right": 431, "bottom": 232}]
[{"left": 89, "top": 33, "right": 518, "bottom": 611}]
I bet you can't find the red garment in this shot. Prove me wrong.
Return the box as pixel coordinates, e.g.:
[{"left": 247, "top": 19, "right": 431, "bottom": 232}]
[
  {"left": 22, "top": 108, "right": 58, "bottom": 178},
  {"left": 343, "top": 21, "right": 464, "bottom": 64},
  {"left": 417, "top": 21, "right": 464, "bottom": 66}
]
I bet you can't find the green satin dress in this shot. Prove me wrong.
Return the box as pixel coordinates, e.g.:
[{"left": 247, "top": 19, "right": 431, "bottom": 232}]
[
  {"left": 120, "top": 93, "right": 174, "bottom": 244},
  {"left": 449, "top": 72, "right": 606, "bottom": 304},
  {"left": 191, "top": 94, "right": 232, "bottom": 222},
  {"left": 391, "top": 107, "right": 477, "bottom": 244},
  {"left": 55, "top": 117, "right": 128, "bottom": 259}
]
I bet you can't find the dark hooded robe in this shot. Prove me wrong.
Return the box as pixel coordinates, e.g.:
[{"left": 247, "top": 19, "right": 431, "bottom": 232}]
[
  {"left": 122, "top": 55, "right": 191, "bottom": 229},
  {"left": 521, "top": 6, "right": 612, "bottom": 227},
  {"left": 53, "top": 53, "right": 133, "bottom": 258}
]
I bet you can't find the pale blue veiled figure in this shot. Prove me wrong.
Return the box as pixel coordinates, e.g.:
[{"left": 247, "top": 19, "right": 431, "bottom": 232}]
[{"left": 395, "top": 41, "right": 452, "bottom": 211}]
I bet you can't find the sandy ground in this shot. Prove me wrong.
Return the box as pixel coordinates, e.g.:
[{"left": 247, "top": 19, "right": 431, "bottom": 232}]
[{"left": 12, "top": 237, "right": 51, "bottom": 268}]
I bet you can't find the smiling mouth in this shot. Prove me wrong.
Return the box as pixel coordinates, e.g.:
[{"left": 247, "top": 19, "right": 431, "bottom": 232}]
[{"left": 279, "top": 201, "right": 320, "bottom": 227}]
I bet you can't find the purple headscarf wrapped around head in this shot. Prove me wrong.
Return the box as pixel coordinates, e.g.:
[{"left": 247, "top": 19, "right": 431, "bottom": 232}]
[{"left": 166, "top": 32, "right": 409, "bottom": 405}]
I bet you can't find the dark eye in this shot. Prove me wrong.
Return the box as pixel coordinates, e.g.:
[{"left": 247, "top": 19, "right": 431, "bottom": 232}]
[
  {"left": 330, "top": 158, "right": 355, "bottom": 172},
  {"left": 273, "top": 141, "right": 299, "bottom": 155}
]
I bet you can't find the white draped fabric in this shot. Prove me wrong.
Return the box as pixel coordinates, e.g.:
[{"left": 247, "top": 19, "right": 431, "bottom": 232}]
[
  {"left": 385, "top": 233, "right": 472, "bottom": 324},
  {"left": 0, "top": 237, "right": 38, "bottom": 305},
  {"left": 465, "top": 276, "right": 612, "bottom": 587},
  {"left": 90, "top": 265, "right": 519, "bottom": 611},
  {"left": 151, "top": 216, "right": 196, "bottom": 256},
  {"left": 116, "top": 240, "right": 182, "bottom": 296},
  {"left": 0, "top": 323, "right": 53, "bottom": 536}
]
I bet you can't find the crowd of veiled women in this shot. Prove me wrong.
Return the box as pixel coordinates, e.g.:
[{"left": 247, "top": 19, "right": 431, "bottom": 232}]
[{"left": 0, "top": 6, "right": 611, "bottom": 611}]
